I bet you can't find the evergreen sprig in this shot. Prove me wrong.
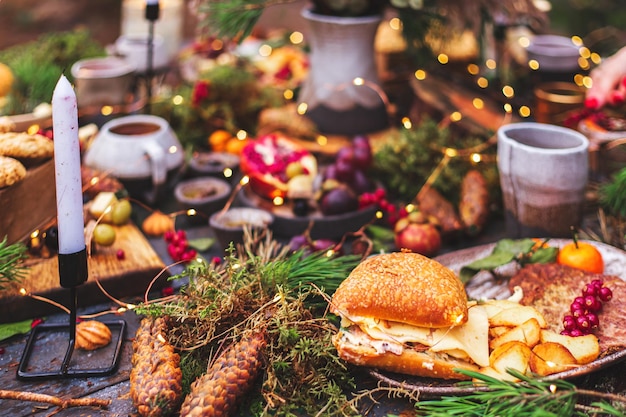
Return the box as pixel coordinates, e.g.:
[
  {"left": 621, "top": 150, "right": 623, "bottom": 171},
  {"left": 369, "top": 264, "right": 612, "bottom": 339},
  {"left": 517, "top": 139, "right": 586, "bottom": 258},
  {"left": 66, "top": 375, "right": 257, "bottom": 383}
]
[
  {"left": 415, "top": 369, "right": 626, "bottom": 417},
  {"left": 600, "top": 167, "right": 626, "bottom": 218},
  {"left": 0, "top": 236, "right": 28, "bottom": 290},
  {"left": 197, "top": 0, "right": 274, "bottom": 40}
]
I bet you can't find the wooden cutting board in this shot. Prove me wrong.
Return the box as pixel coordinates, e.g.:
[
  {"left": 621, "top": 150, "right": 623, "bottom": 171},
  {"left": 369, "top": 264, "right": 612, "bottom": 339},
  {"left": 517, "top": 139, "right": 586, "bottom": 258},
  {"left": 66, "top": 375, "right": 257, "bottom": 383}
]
[{"left": 0, "top": 223, "right": 168, "bottom": 323}]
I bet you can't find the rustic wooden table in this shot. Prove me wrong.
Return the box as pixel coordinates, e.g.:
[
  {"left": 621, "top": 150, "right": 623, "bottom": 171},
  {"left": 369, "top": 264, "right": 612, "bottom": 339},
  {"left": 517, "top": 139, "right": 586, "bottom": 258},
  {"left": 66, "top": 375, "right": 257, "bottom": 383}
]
[{"left": 2, "top": 217, "right": 626, "bottom": 416}]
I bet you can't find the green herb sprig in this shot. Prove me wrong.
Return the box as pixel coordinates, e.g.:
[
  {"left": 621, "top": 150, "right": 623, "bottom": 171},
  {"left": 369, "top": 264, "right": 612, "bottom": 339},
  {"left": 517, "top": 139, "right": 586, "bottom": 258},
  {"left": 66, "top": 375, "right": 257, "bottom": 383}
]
[
  {"left": 415, "top": 369, "right": 626, "bottom": 417},
  {"left": 0, "top": 236, "right": 28, "bottom": 290}
]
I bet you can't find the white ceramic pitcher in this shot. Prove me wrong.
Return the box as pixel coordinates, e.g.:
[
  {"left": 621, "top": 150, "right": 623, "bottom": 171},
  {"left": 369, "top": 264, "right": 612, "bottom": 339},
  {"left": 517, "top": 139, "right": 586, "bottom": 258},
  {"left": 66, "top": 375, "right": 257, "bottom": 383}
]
[{"left": 84, "top": 115, "right": 184, "bottom": 202}]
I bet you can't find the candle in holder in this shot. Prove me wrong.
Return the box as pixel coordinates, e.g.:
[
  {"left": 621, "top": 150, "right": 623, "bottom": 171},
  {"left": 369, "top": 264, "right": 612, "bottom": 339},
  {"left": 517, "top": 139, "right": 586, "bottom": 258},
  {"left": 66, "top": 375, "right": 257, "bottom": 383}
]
[{"left": 52, "top": 75, "right": 85, "bottom": 255}]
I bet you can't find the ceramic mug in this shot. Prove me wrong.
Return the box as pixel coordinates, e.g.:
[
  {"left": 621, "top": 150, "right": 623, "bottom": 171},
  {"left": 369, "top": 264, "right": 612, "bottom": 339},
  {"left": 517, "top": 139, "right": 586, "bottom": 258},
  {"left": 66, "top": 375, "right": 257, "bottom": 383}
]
[{"left": 497, "top": 122, "right": 589, "bottom": 238}]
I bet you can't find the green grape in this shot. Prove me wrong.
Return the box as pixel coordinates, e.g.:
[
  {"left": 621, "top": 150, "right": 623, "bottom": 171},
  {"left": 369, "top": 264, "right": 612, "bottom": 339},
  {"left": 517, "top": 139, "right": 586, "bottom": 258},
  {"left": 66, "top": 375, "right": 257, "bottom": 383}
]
[
  {"left": 93, "top": 224, "right": 116, "bottom": 246},
  {"left": 111, "top": 200, "right": 132, "bottom": 225}
]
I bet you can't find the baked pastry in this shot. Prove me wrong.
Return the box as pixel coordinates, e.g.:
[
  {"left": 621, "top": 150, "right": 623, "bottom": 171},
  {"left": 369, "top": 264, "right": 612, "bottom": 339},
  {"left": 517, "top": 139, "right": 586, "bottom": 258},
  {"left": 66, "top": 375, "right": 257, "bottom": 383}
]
[
  {"left": 0, "top": 132, "right": 54, "bottom": 160},
  {"left": 0, "top": 116, "right": 15, "bottom": 133},
  {"left": 0, "top": 155, "right": 27, "bottom": 188}
]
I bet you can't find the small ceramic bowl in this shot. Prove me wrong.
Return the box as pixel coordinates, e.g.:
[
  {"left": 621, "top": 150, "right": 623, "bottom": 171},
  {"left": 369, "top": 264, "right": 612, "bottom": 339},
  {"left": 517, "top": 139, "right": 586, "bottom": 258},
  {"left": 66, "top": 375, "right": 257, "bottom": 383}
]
[
  {"left": 174, "top": 177, "right": 232, "bottom": 224},
  {"left": 209, "top": 207, "right": 273, "bottom": 250},
  {"left": 189, "top": 152, "right": 240, "bottom": 180}
]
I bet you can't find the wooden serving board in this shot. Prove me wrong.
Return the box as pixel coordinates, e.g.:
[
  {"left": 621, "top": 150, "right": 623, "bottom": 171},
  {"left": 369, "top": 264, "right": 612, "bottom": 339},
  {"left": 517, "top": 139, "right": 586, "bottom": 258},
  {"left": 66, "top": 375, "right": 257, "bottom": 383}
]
[{"left": 0, "top": 223, "right": 168, "bottom": 323}]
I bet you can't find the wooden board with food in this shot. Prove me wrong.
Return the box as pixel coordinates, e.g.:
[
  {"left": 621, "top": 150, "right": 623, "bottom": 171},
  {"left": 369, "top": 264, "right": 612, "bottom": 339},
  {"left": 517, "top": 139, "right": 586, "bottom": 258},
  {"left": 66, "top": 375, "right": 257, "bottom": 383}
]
[{"left": 0, "top": 221, "right": 167, "bottom": 323}]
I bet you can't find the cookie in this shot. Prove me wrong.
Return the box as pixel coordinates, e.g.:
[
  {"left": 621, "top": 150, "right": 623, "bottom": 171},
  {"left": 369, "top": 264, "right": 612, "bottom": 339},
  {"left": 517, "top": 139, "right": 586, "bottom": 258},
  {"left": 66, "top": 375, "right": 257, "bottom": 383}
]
[
  {"left": 0, "top": 132, "right": 54, "bottom": 160},
  {"left": 0, "top": 155, "right": 27, "bottom": 188},
  {"left": 0, "top": 116, "right": 16, "bottom": 133}
]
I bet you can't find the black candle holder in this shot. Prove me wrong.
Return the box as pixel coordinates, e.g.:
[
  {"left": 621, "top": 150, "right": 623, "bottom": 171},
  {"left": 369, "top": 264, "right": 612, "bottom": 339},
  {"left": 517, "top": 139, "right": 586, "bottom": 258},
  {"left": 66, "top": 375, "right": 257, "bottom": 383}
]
[
  {"left": 17, "top": 248, "right": 126, "bottom": 380},
  {"left": 144, "top": 1, "right": 160, "bottom": 114}
]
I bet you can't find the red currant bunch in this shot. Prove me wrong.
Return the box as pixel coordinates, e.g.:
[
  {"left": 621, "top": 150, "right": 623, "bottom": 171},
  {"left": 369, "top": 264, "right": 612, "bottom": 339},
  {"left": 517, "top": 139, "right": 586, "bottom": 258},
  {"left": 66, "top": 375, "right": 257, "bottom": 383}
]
[
  {"left": 358, "top": 188, "right": 408, "bottom": 226},
  {"left": 164, "top": 230, "right": 198, "bottom": 263},
  {"left": 561, "top": 279, "right": 612, "bottom": 337}
]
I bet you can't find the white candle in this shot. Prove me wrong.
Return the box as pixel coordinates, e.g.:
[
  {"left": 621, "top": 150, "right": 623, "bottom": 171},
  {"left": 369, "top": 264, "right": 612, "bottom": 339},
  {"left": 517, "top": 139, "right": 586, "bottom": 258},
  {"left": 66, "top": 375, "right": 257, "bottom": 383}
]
[{"left": 52, "top": 75, "right": 86, "bottom": 255}]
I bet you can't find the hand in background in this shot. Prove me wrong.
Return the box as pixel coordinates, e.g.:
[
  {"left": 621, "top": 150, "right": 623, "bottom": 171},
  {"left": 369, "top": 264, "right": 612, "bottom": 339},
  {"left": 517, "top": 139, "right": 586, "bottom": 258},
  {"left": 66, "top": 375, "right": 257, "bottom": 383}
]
[{"left": 585, "top": 46, "right": 626, "bottom": 110}]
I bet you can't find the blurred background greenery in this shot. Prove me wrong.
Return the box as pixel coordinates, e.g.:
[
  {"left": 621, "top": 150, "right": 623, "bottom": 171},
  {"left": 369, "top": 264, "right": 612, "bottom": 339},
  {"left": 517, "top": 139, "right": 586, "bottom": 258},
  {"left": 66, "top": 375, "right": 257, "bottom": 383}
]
[{"left": 549, "top": 0, "right": 625, "bottom": 55}]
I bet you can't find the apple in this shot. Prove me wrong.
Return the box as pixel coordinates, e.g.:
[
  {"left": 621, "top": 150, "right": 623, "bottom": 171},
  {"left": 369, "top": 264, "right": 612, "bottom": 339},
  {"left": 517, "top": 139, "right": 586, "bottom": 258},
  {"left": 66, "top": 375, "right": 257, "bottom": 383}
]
[{"left": 394, "top": 220, "right": 441, "bottom": 257}]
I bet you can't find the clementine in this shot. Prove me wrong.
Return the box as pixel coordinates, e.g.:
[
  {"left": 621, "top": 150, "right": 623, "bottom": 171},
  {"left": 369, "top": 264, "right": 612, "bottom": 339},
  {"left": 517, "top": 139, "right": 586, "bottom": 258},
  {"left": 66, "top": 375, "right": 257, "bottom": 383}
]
[
  {"left": 557, "top": 241, "right": 604, "bottom": 274},
  {"left": 0, "top": 63, "right": 14, "bottom": 97},
  {"left": 208, "top": 129, "right": 233, "bottom": 152},
  {"left": 225, "top": 137, "right": 248, "bottom": 155}
]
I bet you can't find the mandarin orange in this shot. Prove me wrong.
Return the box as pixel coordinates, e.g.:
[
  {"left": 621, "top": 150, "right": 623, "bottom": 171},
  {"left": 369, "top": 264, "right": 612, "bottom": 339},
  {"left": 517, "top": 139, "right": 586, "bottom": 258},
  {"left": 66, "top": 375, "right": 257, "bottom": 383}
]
[{"left": 557, "top": 241, "right": 604, "bottom": 274}]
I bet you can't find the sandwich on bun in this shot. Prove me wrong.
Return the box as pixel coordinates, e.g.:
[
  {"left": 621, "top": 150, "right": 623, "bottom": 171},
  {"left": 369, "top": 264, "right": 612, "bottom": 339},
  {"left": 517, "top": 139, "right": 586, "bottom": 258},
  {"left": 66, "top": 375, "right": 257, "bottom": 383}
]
[{"left": 330, "top": 252, "right": 490, "bottom": 380}]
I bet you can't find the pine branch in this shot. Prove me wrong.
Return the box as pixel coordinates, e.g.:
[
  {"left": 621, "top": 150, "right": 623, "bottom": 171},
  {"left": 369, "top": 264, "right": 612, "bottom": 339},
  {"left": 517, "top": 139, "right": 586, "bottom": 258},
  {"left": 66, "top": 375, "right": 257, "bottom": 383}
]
[
  {"left": 0, "top": 236, "right": 28, "bottom": 290},
  {"left": 414, "top": 369, "right": 626, "bottom": 417},
  {"left": 600, "top": 168, "right": 626, "bottom": 218},
  {"left": 197, "top": 0, "right": 297, "bottom": 40}
]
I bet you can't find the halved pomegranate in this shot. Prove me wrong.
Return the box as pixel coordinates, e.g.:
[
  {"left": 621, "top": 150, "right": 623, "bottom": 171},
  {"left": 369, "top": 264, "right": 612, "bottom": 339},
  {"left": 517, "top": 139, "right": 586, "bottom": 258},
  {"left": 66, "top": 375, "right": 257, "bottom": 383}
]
[{"left": 240, "top": 134, "right": 317, "bottom": 200}]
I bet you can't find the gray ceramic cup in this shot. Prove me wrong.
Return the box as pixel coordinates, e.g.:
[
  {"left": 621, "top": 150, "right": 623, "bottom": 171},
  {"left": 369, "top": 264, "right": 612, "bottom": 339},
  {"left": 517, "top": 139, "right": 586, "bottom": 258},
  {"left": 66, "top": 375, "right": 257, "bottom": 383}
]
[{"left": 497, "top": 122, "right": 589, "bottom": 238}]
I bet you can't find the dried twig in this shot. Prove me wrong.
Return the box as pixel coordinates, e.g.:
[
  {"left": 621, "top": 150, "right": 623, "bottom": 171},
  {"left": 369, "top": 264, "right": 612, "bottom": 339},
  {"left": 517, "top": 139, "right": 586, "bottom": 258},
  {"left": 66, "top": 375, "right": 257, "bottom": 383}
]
[{"left": 0, "top": 390, "right": 110, "bottom": 410}]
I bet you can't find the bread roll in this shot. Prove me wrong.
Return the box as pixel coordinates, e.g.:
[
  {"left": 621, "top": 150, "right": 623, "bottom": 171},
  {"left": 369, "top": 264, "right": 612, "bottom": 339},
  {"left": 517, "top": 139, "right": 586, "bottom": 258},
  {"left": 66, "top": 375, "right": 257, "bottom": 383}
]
[
  {"left": 330, "top": 252, "right": 480, "bottom": 380},
  {"left": 330, "top": 252, "right": 468, "bottom": 328}
]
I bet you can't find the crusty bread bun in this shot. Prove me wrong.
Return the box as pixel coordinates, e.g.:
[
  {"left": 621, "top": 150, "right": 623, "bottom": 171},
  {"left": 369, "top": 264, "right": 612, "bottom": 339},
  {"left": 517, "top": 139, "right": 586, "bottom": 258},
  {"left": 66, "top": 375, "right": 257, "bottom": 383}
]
[
  {"left": 330, "top": 252, "right": 481, "bottom": 380},
  {"left": 330, "top": 251, "right": 468, "bottom": 328}
]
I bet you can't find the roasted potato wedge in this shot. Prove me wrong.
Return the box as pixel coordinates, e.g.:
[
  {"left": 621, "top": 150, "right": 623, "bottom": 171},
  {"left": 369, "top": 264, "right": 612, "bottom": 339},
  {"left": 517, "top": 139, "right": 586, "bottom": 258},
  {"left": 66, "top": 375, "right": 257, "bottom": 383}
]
[
  {"left": 480, "top": 299, "right": 524, "bottom": 319},
  {"left": 530, "top": 342, "right": 578, "bottom": 376},
  {"left": 489, "top": 325, "right": 511, "bottom": 339},
  {"left": 489, "top": 318, "right": 542, "bottom": 350},
  {"left": 489, "top": 341, "right": 532, "bottom": 375},
  {"left": 489, "top": 305, "right": 547, "bottom": 328},
  {"left": 539, "top": 330, "right": 600, "bottom": 365}
]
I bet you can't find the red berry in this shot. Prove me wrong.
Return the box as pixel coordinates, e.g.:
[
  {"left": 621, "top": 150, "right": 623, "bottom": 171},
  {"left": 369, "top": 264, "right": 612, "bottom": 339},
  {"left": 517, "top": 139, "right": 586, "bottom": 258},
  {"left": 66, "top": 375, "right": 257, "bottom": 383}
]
[
  {"left": 586, "top": 312, "right": 600, "bottom": 328},
  {"left": 570, "top": 302, "right": 584, "bottom": 316},
  {"left": 582, "top": 283, "right": 598, "bottom": 297},
  {"left": 591, "top": 279, "right": 604, "bottom": 289},
  {"left": 374, "top": 188, "right": 386, "bottom": 200},
  {"left": 576, "top": 316, "right": 591, "bottom": 331},
  {"left": 573, "top": 296, "right": 585, "bottom": 306},
  {"left": 116, "top": 249, "right": 126, "bottom": 260},
  {"left": 598, "top": 286, "right": 613, "bottom": 302},
  {"left": 164, "top": 230, "right": 175, "bottom": 242},
  {"left": 583, "top": 295, "right": 602, "bottom": 312},
  {"left": 570, "top": 328, "right": 585, "bottom": 337},
  {"left": 562, "top": 315, "right": 576, "bottom": 330}
]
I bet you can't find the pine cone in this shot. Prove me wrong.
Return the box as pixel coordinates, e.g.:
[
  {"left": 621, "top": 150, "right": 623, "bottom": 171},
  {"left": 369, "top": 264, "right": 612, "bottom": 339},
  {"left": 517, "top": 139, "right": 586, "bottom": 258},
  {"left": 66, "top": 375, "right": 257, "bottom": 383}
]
[
  {"left": 180, "top": 331, "right": 266, "bottom": 417},
  {"left": 130, "top": 317, "right": 183, "bottom": 417}
]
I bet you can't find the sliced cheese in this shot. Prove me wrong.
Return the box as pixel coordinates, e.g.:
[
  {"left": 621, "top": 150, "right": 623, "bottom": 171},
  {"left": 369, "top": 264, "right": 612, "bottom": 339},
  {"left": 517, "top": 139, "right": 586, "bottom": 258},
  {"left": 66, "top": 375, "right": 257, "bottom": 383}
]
[{"left": 352, "top": 304, "right": 490, "bottom": 367}]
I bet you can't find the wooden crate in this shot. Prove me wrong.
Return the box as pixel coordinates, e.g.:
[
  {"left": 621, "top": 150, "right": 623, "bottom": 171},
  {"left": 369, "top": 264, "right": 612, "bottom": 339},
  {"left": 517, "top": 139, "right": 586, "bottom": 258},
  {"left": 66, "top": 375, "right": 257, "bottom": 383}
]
[{"left": 0, "top": 158, "right": 56, "bottom": 244}]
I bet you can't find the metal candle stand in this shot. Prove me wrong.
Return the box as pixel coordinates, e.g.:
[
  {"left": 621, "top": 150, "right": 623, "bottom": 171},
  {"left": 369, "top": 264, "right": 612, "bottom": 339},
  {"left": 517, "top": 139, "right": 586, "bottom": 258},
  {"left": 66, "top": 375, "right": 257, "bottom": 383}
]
[
  {"left": 17, "top": 248, "right": 126, "bottom": 380},
  {"left": 144, "top": 0, "right": 160, "bottom": 114}
]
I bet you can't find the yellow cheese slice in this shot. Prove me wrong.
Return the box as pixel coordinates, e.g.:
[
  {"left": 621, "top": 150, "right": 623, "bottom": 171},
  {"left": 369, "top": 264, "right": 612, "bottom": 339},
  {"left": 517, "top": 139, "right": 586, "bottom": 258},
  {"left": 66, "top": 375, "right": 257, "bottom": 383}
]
[{"left": 352, "top": 304, "right": 490, "bottom": 367}]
